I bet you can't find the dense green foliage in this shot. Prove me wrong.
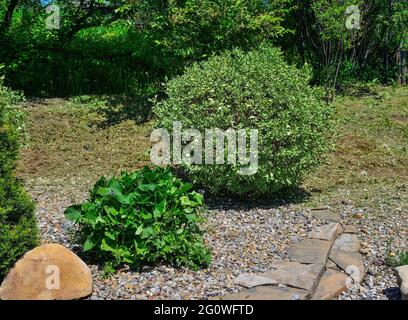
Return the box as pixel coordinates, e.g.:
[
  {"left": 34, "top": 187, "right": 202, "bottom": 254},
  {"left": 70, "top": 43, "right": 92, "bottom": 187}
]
[
  {"left": 155, "top": 46, "right": 333, "bottom": 197},
  {"left": 292, "top": 0, "right": 408, "bottom": 89},
  {"left": 0, "top": 77, "right": 38, "bottom": 280},
  {"left": 0, "top": 0, "right": 291, "bottom": 96},
  {"left": 65, "top": 166, "right": 211, "bottom": 270},
  {"left": 2, "top": 0, "right": 404, "bottom": 98}
]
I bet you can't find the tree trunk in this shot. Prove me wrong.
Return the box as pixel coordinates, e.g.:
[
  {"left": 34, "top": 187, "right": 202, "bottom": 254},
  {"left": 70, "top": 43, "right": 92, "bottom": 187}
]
[{"left": 1, "top": 0, "right": 19, "bottom": 33}]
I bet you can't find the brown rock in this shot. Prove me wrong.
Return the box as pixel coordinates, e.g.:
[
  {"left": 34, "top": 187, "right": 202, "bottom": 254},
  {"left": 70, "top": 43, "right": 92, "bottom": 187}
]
[
  {"left": 311, "top": 209, "right": 340, "bottom": 223},
  {"left": 353, "top": 213, "right": 364, "bottom": 219},
  {"left": 287, "top": 239, "right": 332, "bottom": 265},
  {"left": 220, "top": 286, "right": 310, "bottom": 300},
  {"left": 260, "top": 262, "right": 325, "bottom": 292},
  {"left": 329, "top": 249, "right": 365, "bottom": 284},
  {"left": 0, "top": 244, "right": 92, "bottom": 300},
  {"left": 310, "top": 223, "right": 343, "bottom": 243},
  {"left": 311, "top": 269, "right": 348, "bottom": 300},
  {"left": 332, "top": 234, "right": 360, "bottom": 253}
]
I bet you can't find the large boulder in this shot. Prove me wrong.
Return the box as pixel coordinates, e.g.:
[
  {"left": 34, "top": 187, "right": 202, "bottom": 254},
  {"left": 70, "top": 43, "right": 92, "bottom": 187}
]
[{"left": 0, "top": 244, "right": 92, "bottom": 300}]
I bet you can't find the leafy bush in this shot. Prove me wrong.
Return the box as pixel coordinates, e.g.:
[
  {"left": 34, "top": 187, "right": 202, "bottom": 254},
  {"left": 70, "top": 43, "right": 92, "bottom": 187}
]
[
  {"left": 137, "top": 0, "right": 290, "bottom": 62},
  {"left": 387, "top": 251, "right": 408, "bottom": 268},
  {"left": 65, "top": 166, "right": 211, "bottom": 271},
  {"left": 154, "top": 46, "right": 333, "bottom": 197},
  {"left": 0, "top": 77, "right": 38, "bottom": 280}
]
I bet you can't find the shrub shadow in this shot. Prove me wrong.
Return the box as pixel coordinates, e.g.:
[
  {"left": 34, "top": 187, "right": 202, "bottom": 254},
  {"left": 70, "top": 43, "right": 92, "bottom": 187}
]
[
  {"left": 203, "top": 187, "right": 311, "bottom": 211},
  {"left": 95, "top": 95, "right": 153, "bottom": 128},
  {"left": 172, "top": 167, "right": 311, "bottom": 210}
]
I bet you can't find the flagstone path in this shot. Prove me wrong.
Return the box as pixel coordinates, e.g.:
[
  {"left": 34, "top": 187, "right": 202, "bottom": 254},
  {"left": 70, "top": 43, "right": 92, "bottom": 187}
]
[{"left": 213, "top": 209, "right": 365, "bottom": 300}]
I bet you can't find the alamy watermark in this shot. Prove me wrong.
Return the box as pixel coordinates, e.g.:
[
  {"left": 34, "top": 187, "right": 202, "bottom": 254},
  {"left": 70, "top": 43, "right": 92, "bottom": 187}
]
[
  {"left": 44, "top": 3, "right": 361, "bottom": 31},
  {"left": 46, "top": 5, "right": 60, "bottom": 30},
  {"left": 45, "top": 265, "right": 60, "bottom": 290},
  {"left": 150, "top": 122, "right": 259, "bottom": 176},
  {"left": 345, "top": 264, "right": 362, "bottom": 288},
  {"left": 345, "top": 5, "right": 361, "bottom": 30}
]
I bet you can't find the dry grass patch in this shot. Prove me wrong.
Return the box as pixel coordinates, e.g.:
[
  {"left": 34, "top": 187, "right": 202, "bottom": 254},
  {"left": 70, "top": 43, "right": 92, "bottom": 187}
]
[{"left": 17, "top": 97, "right": 152, "bottom": 190}]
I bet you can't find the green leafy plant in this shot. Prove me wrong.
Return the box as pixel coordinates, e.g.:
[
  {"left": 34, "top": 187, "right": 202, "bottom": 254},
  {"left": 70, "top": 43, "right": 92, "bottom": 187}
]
[
  {"left": 155, "top": 45, "right": 334, "bottom": 197},
  {"left": 386, "top": 248, "right": 408, "bottom": 268},
  {"left": 65, "top": 166, "right": 211, "bottom": 271},
  {"left": 0, "top": 77, "right": 38, "bottom": 280}
]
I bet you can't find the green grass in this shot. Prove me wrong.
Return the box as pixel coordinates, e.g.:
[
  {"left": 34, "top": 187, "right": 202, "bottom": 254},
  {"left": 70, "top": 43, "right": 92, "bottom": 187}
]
[
  {"left": 17, "top": 97, "right": 153, "bottom": 186},
  {"left": 302, "top": 85, "right": 408, "bottom": 215}
]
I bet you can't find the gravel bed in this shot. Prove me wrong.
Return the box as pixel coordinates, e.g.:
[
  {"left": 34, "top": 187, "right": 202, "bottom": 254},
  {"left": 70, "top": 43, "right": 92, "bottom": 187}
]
[
  {"left": 26, "top": 178, "right": 406, "bottom": 300},
  {"left": 338, "top": 206, "right": 407, "bottom": 300}
]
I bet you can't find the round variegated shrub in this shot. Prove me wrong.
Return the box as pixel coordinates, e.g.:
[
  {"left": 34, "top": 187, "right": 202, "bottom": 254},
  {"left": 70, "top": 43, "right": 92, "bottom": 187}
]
[{"left": 154, "top": 46, "right": 333, "bottom": 197}]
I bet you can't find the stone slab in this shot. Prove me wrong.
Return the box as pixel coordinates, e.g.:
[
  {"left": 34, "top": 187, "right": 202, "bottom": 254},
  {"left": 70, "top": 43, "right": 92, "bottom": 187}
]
[
  {"left": 329, "top": 249, "right": 365, "bottom": 284},
  {"left": 311, "top": 269, "right": 348, "bottom": 300},
  {"left": 332, "top": 234, "right": 360, "bottom": 253},
  {"left": 233, "top": 273, "right": 277, "bottom": 288},
  {"left": 260, "top": 261, "right": 325, "bottom": 292},
  {"left": 310, "top": 223, "right": 343, "bottom": 243},
  {"left": 220, "top": 285, "right": 311, "bottom": 300},
  {"left": 287, "top": 239, "right": 332, "bottom": 265}
]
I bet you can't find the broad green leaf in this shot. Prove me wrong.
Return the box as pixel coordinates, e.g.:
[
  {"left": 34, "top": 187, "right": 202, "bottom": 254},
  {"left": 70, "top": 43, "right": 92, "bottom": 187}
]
[
  {"left": 97, "top": 187, "right": 112, "bottom": 196},
  {"left": 109, "top": 181, "right": 122, "bottom": 194},
  {"left": 184, "top": 207, "right": 193, "bottom": 214},
  {"left": 115, "top": 192, "right": 131, "bottom": 205},
  {"left": 178, "top": 183, "right": 192, "bottom": 194},
  {"left": 192, "top": 192, "right": 204, "bottom": 205},
  {"left": 135, "top": 225, "right": 143, "bottom": 235},
  {"left": 138, "top": 184, "right": 156, "bottom": 192},
  {"left": 84, "top": 238, "right": 97, "bottom": 251},
  {"left": 153, "top": 199, "right": 166, "bottom": 218},
  {"left": 142, "top": 226, "right": 154, "bottom": 238},
  {"left": 185, "top": 213, "right": 196, "bottom": 222},
  {"left": 64, "top": 205, "right": 82, "bottom": 221},
  {"left": 105, "top": 231, "right": 116, "bottom": 240},
  {"left": 180, "top": 196, "right": 192, "bottom": 206},
  {"left": 104, "top": 206, "right": 118, "bottom": 216},
  {"left": 101, "top": 239, "right": 116, "bottom": 252},
  {"left": 140, "top": 211, "right": 152, "bottom": 219}
]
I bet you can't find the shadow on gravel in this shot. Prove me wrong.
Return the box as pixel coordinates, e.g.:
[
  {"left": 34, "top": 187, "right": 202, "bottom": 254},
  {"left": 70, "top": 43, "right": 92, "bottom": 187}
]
[
  {"left": 383, "top": 287, "right": 402, "bottom": 300},
  {"left": 204, "top": 187, "right": 311, "bottom": 211},
  {"left": 172, "top": 167, "right": 311, "bottom": 210}
]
